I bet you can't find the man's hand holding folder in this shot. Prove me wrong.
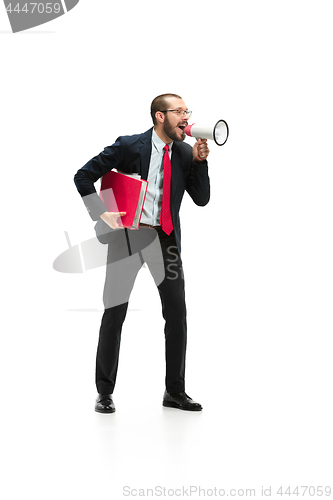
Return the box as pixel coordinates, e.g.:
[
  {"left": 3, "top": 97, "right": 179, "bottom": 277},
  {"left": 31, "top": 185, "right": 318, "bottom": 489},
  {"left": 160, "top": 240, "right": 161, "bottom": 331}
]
[
  {"left": 100, "top": 211, "right": 127, "bottom": 230},
  {"left": 98, "top": 170, "right": 148, "bottom": 230}
]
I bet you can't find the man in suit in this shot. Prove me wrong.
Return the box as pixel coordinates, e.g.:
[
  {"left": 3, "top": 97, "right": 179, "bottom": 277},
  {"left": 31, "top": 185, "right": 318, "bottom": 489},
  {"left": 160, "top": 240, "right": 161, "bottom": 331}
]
[{"left": 74, "top": 94, "right": 210, "bottom": 412}]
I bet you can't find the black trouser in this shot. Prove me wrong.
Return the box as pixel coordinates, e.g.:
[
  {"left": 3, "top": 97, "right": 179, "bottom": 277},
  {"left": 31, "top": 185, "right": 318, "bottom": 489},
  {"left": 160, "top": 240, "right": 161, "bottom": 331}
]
[{"left": 95, "top": 226, "right": 187, "bottom": 395}]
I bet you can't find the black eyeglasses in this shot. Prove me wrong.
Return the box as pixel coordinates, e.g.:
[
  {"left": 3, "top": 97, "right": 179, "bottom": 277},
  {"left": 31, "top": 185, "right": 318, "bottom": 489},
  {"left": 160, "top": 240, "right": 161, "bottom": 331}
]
[{"left": 161, "top": 109, "right": 192, "bottom": 119}]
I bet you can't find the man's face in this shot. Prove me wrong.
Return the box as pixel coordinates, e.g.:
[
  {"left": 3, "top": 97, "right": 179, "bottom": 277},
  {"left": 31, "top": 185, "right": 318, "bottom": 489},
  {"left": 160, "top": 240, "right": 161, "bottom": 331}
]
[{"left": 162, "top": 98, "right": 189, "bottom": 142}]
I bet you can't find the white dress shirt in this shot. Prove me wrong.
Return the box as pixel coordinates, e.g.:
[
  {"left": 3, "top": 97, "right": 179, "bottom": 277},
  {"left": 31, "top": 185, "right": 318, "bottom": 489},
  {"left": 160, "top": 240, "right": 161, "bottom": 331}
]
[{"left": 140, "top": 129, "right": 173, "bottom": 226}]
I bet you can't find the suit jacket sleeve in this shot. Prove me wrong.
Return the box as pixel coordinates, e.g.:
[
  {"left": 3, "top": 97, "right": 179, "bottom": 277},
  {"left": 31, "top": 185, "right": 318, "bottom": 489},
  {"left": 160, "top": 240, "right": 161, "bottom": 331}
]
[
  {"left": 179, "top": 141, "right": 210, "bottom": 206},
  {"left": 73, "top": 138, "right": 123, "bottom": 220},
  {"left": 185, "top": 159, "right": 210, "bottom": 206}
]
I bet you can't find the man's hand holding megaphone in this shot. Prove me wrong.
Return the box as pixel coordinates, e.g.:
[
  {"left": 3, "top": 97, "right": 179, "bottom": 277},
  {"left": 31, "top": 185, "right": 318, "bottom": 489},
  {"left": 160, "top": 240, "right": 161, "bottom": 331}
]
[{"left": 192, "top": 138, "right": 210, "bottom": 163}]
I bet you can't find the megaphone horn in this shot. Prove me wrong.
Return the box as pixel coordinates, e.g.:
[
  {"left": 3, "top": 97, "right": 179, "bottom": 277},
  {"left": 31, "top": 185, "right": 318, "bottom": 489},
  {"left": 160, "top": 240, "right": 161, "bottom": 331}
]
[{"left": 185, "top": 119, "right": 229, "bottom": 146}]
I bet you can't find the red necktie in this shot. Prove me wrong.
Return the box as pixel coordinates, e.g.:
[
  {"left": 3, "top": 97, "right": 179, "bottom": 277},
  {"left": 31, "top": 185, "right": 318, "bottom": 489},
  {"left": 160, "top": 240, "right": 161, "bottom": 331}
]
[{"left": 160, "top": 144, "right": 173, "bottom": 235}]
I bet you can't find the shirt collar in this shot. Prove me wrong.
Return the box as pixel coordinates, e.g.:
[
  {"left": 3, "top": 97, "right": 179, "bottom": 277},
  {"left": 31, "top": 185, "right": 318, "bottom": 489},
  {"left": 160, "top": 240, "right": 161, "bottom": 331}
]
[{"left": 152, "top": 128, "right": 173, "bottom": 153}]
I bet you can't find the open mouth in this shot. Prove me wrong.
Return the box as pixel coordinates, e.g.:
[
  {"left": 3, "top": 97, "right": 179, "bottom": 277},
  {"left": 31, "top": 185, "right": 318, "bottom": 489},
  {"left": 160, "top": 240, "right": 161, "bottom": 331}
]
[{"left": 178, "top": 123, "right": 187, "bottom": 133}]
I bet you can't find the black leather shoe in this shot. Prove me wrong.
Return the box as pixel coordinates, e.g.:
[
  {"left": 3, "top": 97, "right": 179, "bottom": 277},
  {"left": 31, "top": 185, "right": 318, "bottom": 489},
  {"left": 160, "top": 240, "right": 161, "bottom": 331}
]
[
  {"left": 163, "top": 391, "right": 202, "bottom": 411},
  {"left": 95, "top": 394, "right": 115, "bottom": 413}
]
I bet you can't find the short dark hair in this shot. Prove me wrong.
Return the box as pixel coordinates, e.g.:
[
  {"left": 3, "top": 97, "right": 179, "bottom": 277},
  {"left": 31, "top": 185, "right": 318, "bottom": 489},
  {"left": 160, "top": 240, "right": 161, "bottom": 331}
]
[{"left": 150, "top": 93, "right": 183, "bottom": 125}]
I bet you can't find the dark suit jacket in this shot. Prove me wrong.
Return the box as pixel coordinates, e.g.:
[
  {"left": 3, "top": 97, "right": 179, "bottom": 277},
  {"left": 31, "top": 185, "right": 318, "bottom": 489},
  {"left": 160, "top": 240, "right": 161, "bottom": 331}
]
[{"left": 74, "top": 127, "right": 210, "bottom": 253}]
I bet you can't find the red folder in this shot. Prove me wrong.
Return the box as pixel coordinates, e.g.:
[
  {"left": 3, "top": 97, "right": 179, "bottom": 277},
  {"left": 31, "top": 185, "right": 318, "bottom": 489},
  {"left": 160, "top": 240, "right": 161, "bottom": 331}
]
[{"left": 99, "top": 170, "right": 148, "bottom": 229}]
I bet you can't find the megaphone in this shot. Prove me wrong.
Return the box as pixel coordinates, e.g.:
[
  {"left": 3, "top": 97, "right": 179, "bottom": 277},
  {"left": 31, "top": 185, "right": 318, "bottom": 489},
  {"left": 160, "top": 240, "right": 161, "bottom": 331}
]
[{"left": 185, "top": 119, "right": 229, "bottom": 146}]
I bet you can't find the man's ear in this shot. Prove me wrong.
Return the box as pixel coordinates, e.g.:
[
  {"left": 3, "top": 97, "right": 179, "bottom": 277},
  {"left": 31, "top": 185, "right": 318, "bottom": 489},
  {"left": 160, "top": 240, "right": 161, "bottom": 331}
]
[{"left": 155, "top": 111, "right": 165, "bottom": 124}]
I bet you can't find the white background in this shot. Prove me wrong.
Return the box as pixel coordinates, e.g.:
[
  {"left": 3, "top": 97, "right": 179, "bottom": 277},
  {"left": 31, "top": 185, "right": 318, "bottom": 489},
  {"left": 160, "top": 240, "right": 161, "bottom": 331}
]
[{"left": 1, "top": 1, "right": 332, "bottom": 498}]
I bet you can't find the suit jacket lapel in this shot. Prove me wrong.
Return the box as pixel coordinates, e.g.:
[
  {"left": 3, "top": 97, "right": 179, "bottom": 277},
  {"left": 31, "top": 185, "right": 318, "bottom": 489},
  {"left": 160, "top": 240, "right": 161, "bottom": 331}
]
[
  {"left": 170, "top": 142, "right": 182, "bottom": 200},
  {"left": 139, "top": 128, "right": 153, "bottom": 181}
]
